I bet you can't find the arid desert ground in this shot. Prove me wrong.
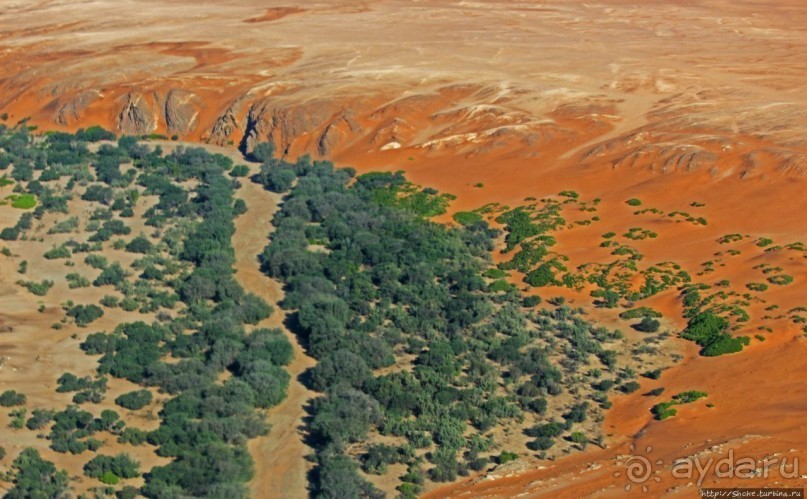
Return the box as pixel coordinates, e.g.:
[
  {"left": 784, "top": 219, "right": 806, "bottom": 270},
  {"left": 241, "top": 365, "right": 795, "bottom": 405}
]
[{"left": 2, "top": 0, "right": 807, "bottom": 497}]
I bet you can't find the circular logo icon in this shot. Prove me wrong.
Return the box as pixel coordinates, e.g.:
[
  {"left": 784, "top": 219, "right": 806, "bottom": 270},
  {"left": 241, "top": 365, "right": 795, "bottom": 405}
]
[{"left": 614, "top": 444, "right": 663, "bottom": 493}]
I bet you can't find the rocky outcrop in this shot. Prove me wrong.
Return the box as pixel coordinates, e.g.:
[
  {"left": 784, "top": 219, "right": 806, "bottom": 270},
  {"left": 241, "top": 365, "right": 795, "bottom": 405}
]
[
  {"left": 165, "top": 90, "right": 200, "bottom": 136},
  {"left": 55, "top": 90, "right": 101, "bottom": 126},
  {"left": 241, "top": 100, "right": 343, "bottom": 156},
  {"left": 370, "top": 117, "right": 415, "bottom": 148},
  {"left": 118, "top": 93, "right": 157, "bottom": 135},
  {"left": 208, "top": 95, "right": 249, "bottom": 146},
  {"left": 317, "top": 110, "right": 361, "bottom": 156}
]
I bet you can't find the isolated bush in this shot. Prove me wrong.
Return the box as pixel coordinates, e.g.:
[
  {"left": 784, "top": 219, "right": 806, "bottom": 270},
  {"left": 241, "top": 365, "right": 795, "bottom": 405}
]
[
  {"left": 619, "top": 381, "right": 641, "bottom": 394},
  {"left": 746, "top": 282, "right": 768, "bottom": 292},
  {"left": 43, "top": 244, "right": 71, "bottom": 260},
  {"left": 522, "top": 295, "right": 542, "bottom": 307},
  {"left": 17, "top": 279, "right": 54, "bottom": 296},
  {"left": 233, "top": 198, "right": 248, "bottom": 216},
  {"left": 0, "top": 390, "right": 27, "bottom": 407},
  {"left": 634, "top": 317, "right": 660, "bottom": 333},
  {"left": 767, "top": 275, "right": 794, "bottom": 286}
]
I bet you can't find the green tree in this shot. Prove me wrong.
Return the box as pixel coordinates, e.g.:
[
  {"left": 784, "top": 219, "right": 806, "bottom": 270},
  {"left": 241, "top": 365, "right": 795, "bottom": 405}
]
[
  {"left": 4, "top": 448, "right": 69, "bottom": 498},
  {"left": 249, "top": 142, "right": 275, "bottom": 163},
  {"left": 115, "top": 390, "right": 153, "bottom": 411}
]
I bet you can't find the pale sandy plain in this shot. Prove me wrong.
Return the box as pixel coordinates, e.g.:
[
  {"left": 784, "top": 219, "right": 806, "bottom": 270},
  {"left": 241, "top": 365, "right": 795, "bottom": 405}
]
[{"left": 2, "top": 1, "right": 807, "bottom": 497}]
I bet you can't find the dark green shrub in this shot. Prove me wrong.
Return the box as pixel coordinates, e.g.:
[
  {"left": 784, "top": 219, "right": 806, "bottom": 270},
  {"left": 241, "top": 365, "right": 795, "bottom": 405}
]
[
  {"left": 495, "top": 451, "right": 518, "bottom": 464},
  {"left": 43, "top": 244, "right": 71, "bottom": 260},
  {"left": 124, "top": 235, "right": 152, "bottom": 254},
  {"left": 524, "top": 263, "right": 558, "bottom": 287},
  {"left": 619, "top": 381, "right": 641, "bottom": 394},
  {"left": 527, "top": 436, "right": 555, "bottom": 451},
  {"left": 634, "top": 317, "right": 660, "bottom": 333},
  {"left": 233, "top": 198, "right": 247, "bottom": 216},
  {"left": 84, "top": 453, "right": 141, "bottom": 480},
  {"left": 93, "top": 263, "right": 126, "bottom": 286},
  {"left": 522, "top": 295, "right": 542, "bottom": 307},
  {"left": 681, "top": 311, "right": 746, "bottom": 357},
  {"left": 114, "top": 390, "right": 153, "bottom": 411},
  {"left": 259, "top": 166, "right": 296, "bottom": 193},
  {"left": 0, "top": 390, "right": 27, "bottom": 407},
  {"left": 26, "top": 409, "right": 55, "bottom": 430},
  {"left": 67, "top": 304, "right": 104, "bottom": 326},
  {"left": 4, "top": 449, "right": 69, "bottom": 497},
  {"left": 85, "top": 254, "right": 108, "bottom": 269},
  {"left": 230, "top": 164, "right": 250, "bottom": 177}
]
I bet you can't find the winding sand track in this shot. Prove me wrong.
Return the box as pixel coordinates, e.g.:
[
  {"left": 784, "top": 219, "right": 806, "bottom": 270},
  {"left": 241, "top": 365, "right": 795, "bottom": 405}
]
[
  {"left": 150, "top": 142, "right": 317, "bottom": 498},
  {"left": 231, "top": 162, "right": 318, "bottom": 499}
]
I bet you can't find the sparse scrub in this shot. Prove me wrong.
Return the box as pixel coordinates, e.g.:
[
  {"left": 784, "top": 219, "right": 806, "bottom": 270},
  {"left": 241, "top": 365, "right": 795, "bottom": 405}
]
[
  {"left": 66, "top": 272, "right": 91, "bottom": 288},
  {"left": 767, "top": 275, "right": 794, "bottom": 286},
  {"left": 43, "top": 244, "right": 72, "bottom": 260},
  {"left": 17, "top": 279, "right": 54, "bottom": 296},
  {"left": 620, "top": 307, "right": 662, "bottom": 320},
  {"left": 453, "top": 211, "right": 483, "bottom": 226}
]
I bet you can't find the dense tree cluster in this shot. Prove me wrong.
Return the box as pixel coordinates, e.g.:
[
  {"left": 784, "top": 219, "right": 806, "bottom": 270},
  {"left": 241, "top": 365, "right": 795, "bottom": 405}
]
[
  {"left": 3, "top": 449, "right": 70, "bottom": 498},
  {"left": 255, "top": 150, "right": 618, "bottom": 497}
]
